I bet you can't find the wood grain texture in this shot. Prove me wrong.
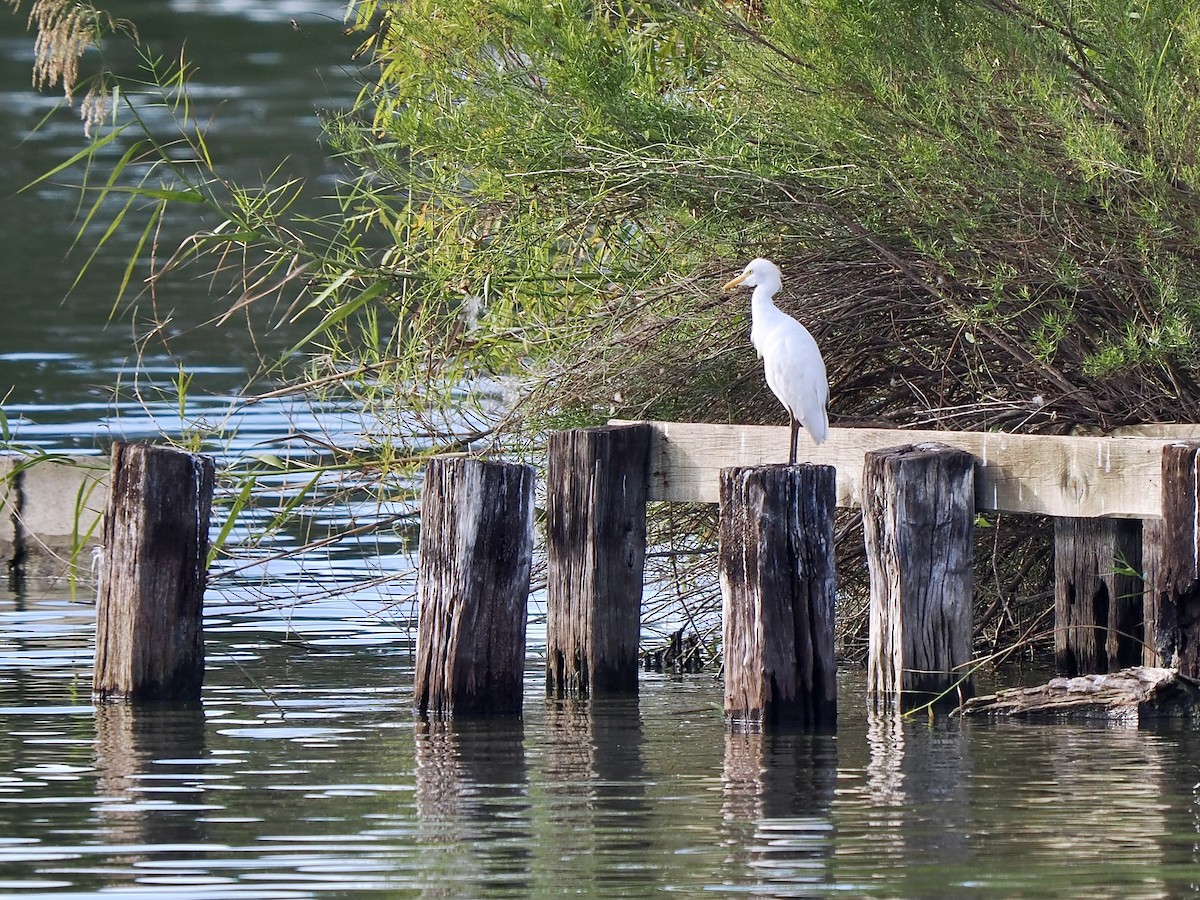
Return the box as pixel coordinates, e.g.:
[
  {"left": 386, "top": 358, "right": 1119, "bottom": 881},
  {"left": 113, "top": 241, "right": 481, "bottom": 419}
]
[
  {"left": 93, "top": 443, "right": 214, "bottom": 702},
  {"left": 1053, "top": 517, "right": 1142, "bottom": 676},
  {"left": 1150, "top": 442, "right": 1200, "bottom": 679},
  {"left": 719, "top": 465, "right": 837, "bottom": 732},
  {"left": 959, "top": 666, "right": 1200, "bottom": 722},
  {"left": 546, "top": 424, "right": 651, "bottom": 698},
  {"left": 0, "top": 456, "right": 14, "bottom": 573},
  {"left": 863, "top": 443, "right": 974, "bottom": 710},
  {"left": 1142, "top": 517, "right": 1171, "bottom": 667},
  {"left": 414, "top": 457, "right": 535, "bottom": 718},
  {"left": 613, "top": 420, "right": 1170, "bottom": 517}
]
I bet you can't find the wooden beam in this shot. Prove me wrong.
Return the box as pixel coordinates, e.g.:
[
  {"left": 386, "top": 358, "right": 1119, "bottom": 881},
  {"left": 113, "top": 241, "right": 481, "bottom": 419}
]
[{"left": 614, "top": 420, "right": 1169, "bottom": 518}]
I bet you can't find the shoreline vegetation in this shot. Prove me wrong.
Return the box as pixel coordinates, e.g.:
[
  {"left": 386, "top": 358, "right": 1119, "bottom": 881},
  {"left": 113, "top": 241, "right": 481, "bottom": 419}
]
[{"left": 6, "top": 0, "right": 1200, "bottom": 667}]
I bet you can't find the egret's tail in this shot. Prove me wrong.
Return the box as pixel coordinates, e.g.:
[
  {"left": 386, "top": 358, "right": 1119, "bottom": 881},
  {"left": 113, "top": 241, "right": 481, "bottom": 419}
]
[{"left": 806, "top": 416, "right": 829, "bottom": 445}]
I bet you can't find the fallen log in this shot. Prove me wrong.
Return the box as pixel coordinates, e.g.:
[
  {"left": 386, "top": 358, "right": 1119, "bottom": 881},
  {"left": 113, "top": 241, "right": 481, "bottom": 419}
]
[{"left": 956, "top": 667, "right": 1200, "bottom": 724}]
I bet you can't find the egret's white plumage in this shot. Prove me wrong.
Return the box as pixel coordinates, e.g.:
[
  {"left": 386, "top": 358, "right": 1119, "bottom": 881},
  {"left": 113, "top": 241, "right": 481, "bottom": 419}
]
[{"left": 723, "top": 258, "right": 829, "bottom": 464}]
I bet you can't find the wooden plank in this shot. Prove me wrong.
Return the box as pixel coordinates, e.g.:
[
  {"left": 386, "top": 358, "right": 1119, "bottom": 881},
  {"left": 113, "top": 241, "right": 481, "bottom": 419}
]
[
  {"left": 1111, "top": 424, "right": 1200, "bottom": 439},
  {"left": 14, "top": 456, "right": 106, "bottom": 582},
  {"left": 614, "top": 420, "right": 1170, "bottom": 518},
  {"left": 0, "top": 456, "right": 14, "bottom": 574}
]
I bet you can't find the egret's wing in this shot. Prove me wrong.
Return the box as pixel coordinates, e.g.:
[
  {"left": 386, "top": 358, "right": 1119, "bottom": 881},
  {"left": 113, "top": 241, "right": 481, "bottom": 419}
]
[{"left": 759, "top": 319, "right": 829, "bottom": 444}]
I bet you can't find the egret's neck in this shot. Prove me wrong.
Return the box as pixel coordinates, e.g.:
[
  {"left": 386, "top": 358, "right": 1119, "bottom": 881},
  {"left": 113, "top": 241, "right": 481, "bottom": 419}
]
[
  {"left": 750, "top": 282, "right": 781, "bottom": 313},
  {"left": 748, "top": 281, "right": 783, "bottom": 357}
]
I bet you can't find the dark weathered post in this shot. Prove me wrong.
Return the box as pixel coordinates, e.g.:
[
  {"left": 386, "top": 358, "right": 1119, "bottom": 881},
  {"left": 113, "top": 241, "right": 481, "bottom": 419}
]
[
  {"left": 719, "top": 464, "right": 837, "bottom": 732},
  {"left": 863, "top": 443, "right": 974, "bottom": 711},
  {"left": 545, "top": 424, "right": 651, "bottom": 698},
  {"left": 414, "top": 457, "right": 535, "bottom": 718},
  {"left": 1144, "top": 441, "right": 1200, "bottom": 676},
  {"left": 1054, "top": 517, "right": 1142, "bottom": 675},
  {"left": 93, "top": 443, "right": 215, "bottom": 702}
]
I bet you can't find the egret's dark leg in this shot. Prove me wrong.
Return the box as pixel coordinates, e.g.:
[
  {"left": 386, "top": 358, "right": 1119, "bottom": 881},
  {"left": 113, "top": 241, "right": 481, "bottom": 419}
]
[{"left": 789, "top": 414, "right": 799, "bottom": 466}]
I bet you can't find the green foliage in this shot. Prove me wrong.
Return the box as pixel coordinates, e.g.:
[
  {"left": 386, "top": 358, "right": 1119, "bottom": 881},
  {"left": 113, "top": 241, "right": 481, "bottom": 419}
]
[
  {"left": 20, "top": 0, "right": 1200, "bottom": 449},
  {"left": 317, "top": 0, "right": 1200, "bottom": 432}
]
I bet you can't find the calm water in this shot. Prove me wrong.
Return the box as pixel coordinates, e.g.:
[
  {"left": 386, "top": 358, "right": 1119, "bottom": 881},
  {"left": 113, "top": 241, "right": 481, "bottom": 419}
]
[
  {"left": 6, "top": 2, "right": 1200, "bottom": 898},
  {"left": 0, "top": 0, "right": 362, "bottom": 451},
  {"left": 5, "top": 593, "right": 1200, "bottom": 898}
]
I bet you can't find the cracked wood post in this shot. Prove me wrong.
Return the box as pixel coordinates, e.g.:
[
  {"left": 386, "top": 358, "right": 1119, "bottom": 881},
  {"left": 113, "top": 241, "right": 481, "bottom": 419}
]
[
  {"left": 1054, "top": 518, "right": 1142, "bottom": 675},
  {"left": 863, "top": 443, "right": 974, "bottom": 711},
  {"left": 719, "top": 464, "right": 837, "bottom": 732},
  {"left": 93, "top": 443, "right": 215, "bottom": 702},
  {"left": 545, "top": 424, "right": 651, "bottom": 699},
  {"left": 414, "top": 457, "right": 535, "bottom": 718},
  {"left": 1143, "top": 441, "right": 1200, "bottom": 676}
]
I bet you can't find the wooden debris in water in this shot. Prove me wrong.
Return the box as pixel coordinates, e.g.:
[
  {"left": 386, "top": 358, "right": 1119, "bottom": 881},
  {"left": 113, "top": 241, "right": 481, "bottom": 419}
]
[
  {"left": 642, "top": 628, "right": 705, "bottom": 674},
  {"left": 956, "top": 667, "right": 1200, "bottom": 724}
]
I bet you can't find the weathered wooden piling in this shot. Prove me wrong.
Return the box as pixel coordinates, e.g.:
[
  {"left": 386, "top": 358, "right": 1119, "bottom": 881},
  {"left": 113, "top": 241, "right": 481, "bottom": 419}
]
[
  {"left": 545, "top": 424, "right": 651, "bottom": 698},
  {"left": 863, "top": 443, "right": 974, "bottom": 710},
  {"left": 414, "top": 457, "right": 535, "bottom": 718},
  {"left": 1054, "top": 518, "right": 1142, "bottom": 675},
  {"left": 93, "top": 443, "right": 215, "bottom": 702},
  {"left": 719, "top": 464, "right": 837, "bottom": 731},
  {"left": 1142, "top": 441, "right": 1200, "bottom": 677}
]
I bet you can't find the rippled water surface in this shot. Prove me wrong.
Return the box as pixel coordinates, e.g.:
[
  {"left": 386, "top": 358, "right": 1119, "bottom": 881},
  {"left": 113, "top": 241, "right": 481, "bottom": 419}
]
[
  {"left": 1, "top": 0, "right": 363, "bottom": 450},
  {"left": 6, "top": 3, "right": 1200, "bottom": 898},
  {"left": 5, "top": 593, "right": 1200, "bottom": 898}
]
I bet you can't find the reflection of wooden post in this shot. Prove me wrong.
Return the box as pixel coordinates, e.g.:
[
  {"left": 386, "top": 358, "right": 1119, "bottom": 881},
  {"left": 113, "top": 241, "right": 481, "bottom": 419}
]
[
  {"left": 1054, "top": 518, "right": 1142, "bottom": 675},
  {"left": 95, "top": 702, "right": 207, "bottom": 844},
  {"left": 93, "top": 444, "right": 214, "bottom": 703},
  {"left": 719, "top": 464, "right": 837, "bottom": 732},
  {"left": 546, "top": 425, "right": 650, "bottom": 698},
  {"left": 414, "top": 718, "right": 526, "bottom": 822},
  {"left": 1145, "top": 442, "right": 1200, "bottom": 676},
  {"left": 864, "top": 443, "right": 974, "bottom": 710},
  {"left": 414, "top": 458, "right": 535, "bottom": 718}
]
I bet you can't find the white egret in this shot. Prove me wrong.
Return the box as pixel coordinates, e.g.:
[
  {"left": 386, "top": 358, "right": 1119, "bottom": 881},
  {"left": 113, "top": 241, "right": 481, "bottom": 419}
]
[{"left": 723, "top": 258, "right": 829, "bottom": 465}]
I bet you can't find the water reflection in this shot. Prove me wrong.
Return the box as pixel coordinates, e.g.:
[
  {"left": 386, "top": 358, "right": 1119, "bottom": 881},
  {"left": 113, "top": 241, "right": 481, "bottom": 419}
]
[
  {"left": 853, "top": 708, "right": 974, "bottom": 893},
  {"left": 12, "top": 591, "right": 1200, "bottom": 895},
  {"left": 93, "top": 702, "right": 211, "bottom": 851},
  {"left": 540, "top": 696, "right": 652, "bottom": 894},
  {"left": 413, "top": 718, "right": 531, "bottom": 894},
  {"left": 720, "top": 731, "right": 837, "bottom": 896}
]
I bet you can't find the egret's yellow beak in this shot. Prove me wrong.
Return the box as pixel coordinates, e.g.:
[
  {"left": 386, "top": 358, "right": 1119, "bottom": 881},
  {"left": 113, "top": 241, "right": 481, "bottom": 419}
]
[{"left": 722, "top": 271, "right": 750, "bottom": 291}]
